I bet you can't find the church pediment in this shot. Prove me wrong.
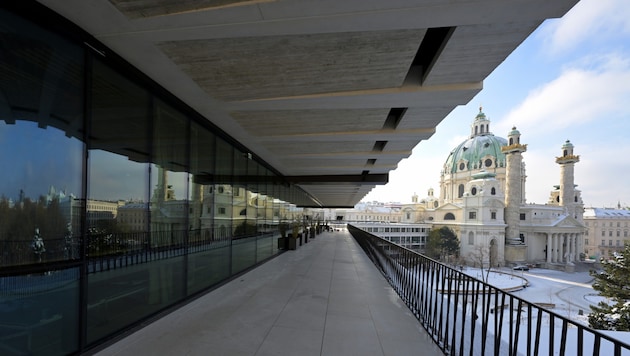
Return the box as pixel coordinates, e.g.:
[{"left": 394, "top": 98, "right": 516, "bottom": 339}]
[
  {"left": 435, "top": 203, "right": 462, "bottom": 211},
  {"left": 552, "top": 215, "right": 584, "bottom": 228}
]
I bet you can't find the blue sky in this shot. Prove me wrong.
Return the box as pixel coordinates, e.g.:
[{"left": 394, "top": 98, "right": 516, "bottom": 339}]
[{"left": 363, "top": 0, "right": 630, "bottom": 209}]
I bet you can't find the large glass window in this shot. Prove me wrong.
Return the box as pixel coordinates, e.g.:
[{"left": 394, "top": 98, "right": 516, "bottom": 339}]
[
  {"left": 87, "top": 58, "right": 152, "bottom": 344},
  {"left": 187, "top": 122, "right": 230, "bottom": 294},
  {"left": 0, "top": 10, "right": 85, "bottom": 266},
  {"left": 214, "top": 138, "right": 233, "bottom": 242},
  {"left": 232, "top": 148, "right": 256, "bottom": 274},
  {"left": 255, "top": 164, "right": 274, "bottom": 261},
  {"left": 1, "top": 6, "right": 299, "bottom": 354},
  {"left": 145, "top": 99, "right": 187, "bottom": 316},
  {"left": 0, "top": 9, "right": 84, "bottom": 355}
]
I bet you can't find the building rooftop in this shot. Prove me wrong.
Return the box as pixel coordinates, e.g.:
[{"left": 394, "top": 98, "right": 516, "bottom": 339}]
[{"left": 584, "top": 207, "right": 630, "bottom": 218}]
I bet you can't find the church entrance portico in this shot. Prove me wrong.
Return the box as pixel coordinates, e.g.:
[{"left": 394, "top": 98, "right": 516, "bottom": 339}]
[{"left": 543, "top": 231, "right": 581, "bottom": 271}]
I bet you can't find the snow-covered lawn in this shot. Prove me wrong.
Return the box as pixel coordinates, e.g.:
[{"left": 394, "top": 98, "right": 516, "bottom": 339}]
[{"left": 453, "top": 266, "right": 630, "bottom": 354}]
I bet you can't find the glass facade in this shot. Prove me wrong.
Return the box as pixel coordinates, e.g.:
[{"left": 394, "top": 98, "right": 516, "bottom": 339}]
[{"left": 0, "top": 5, "right": 316, "bottom": 355}]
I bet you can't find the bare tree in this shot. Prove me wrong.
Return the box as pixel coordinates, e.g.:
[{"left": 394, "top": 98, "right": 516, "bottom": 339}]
[{"left": 468, "top": 244, "right": 491, "bottom": 283}]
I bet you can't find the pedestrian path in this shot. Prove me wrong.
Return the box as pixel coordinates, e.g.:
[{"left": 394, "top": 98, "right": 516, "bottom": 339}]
[{"left": 93, "top": 230, "right": 443, "bottom": 355}]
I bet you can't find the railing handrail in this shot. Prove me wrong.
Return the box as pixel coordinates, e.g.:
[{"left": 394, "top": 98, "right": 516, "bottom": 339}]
[{"left": 348, "top": 224, "right": 630, "bottom": 356}]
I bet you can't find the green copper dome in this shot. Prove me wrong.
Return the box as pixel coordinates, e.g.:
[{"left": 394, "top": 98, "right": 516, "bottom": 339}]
[
  {"left": 443, "top": 108, "right": 507, "bottom": 174},
  {"left": 444, "top": 134, "right": 507, "bottom": 173}
]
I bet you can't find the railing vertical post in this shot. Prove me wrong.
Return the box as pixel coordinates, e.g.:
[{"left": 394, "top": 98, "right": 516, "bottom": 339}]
[
  {"left": 512, "top": 299, "right": 523, "bottom": 356},
  {"left": 459, "top": 278, "right": 469, "bottom": 356},
  {"left": 560, "top": 320, "right": 568, "bottom": 356},
  {"left": 577, "top": 326, "right": 583, "bottom": 356},
  {"left": 495, "top": 290, "right": 506, "bottom": 355}
]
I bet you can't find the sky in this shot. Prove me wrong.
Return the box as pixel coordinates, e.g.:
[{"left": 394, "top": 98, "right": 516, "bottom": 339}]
[{"left": 362, "top": 0, "right": 630, "bottom": 209}]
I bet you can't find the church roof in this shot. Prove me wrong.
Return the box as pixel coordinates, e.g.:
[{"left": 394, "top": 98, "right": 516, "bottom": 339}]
[
  {"left": 443, "top": 109, "right": 507, "bottom": 174},
  {"left": 584, "top": 207, "right": 630, "bottom": 218}
]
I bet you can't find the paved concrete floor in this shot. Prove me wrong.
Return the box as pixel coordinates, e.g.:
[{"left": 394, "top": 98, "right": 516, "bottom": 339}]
[{"left": 94, "top": 230, "right": 443, "bottom": 356}]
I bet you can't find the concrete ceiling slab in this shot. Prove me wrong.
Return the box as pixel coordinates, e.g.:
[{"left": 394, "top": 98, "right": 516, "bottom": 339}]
[{"left": 37, "top": 0, "right": 579, "bottom": 207}]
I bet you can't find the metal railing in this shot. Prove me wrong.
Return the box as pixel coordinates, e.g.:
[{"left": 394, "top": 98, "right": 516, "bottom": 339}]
[
  {"left": 1, "top": 228, "right": 275, "bottom": 272},
  {"left": 348, "top": 224, "right": 630, "bottom": 356}
]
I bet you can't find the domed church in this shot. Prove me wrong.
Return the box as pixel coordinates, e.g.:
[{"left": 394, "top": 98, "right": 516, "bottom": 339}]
[{"left": 403, "top": 108, "right": 586, "bottom": 271}]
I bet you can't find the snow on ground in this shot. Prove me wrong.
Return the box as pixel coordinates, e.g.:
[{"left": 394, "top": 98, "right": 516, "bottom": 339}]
[{"left": 458, "top": 264, "right": 630, "bottom": 353}]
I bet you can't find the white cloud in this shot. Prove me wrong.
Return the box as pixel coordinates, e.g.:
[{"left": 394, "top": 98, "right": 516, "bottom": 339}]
[
  {"left": 542, "top": 0, "right": 630, "bottom": 55},
  {"left": 521, "top": 148, "right": 559, "bottom": 205},
  {"left": 576, "top": 142, "right": 630, "bottom": 208},
  {"left": 495, "top": 54, "right": 630, "bottom": 136},
  {"left": 503, "top": 140, "right": 630, "bottom": 209},
  {"left": 524, "top": 139, "right": 630, "bottom": 208}
]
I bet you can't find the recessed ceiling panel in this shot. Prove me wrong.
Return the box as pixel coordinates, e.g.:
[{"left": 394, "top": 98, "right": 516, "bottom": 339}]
[
  {"left": 231, "top": 109, "right": 389, "bottom": 136},
  {"left": 109, "top": 0, "right": 259, "bottom": 18},
  {"left": 158, "top": 30, "right": 423, "bottom": 101}
]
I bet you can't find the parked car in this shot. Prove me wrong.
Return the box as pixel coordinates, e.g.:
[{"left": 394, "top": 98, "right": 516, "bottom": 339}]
[{"left": 512, "top": 265, "right": 529, "bottom": 271}]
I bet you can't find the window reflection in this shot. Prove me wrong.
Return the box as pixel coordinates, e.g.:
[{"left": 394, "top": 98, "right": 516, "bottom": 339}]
[
  {"left": 0, "top": 7, "right": 84, "bottom": 266},
  {"left": 0, "top": 6, "right": 309, "bottom": 355},
  {"left": 150, "top": 101, "right": 189, "bottom": 250},
  {"left": 0, "top": 9, "right": 83, "bottom": 355},
  {"left": 88, "top": 58, "right": 150, "bottom": 257},
  {"left": 87, "top": 59, "right": 153, "bottom": 344}
]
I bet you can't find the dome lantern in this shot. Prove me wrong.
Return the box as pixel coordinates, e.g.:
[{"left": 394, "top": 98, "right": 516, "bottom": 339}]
[
  {"left": 561, "top": 139, "right": 574, "bottom": 156},
  {"left": 507, "top": 126, "right": 520, "bottom": 146},
  {"left": 556, "top": 139, "right": 579, "bottom": 164},
  {"left": 470, "top": 106, "right": 492, "bottom": 138},
  {"left": 501, "top": 126, "right": 527, "bottom": 154}
]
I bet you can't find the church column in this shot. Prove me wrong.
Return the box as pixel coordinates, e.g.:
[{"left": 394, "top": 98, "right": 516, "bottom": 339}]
[
  {"left": 558, "top": 233, "right": 566, "bottom": 263},
  {"left": 568, "top": 233, "right": 573, "bottom": 262},
  {"left": 566, "top": 234, "right": 572, "bottom": 263},
  {"left": 546, "top": 233, "right": 552, "bottom": 264},
  {"left": 553, "top": 233, "right": 559, "bottom": 263}
]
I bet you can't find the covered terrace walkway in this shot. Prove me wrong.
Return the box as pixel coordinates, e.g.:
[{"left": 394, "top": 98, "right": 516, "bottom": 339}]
[{"left": 92, "top": 229, "right": 441, "bottom": 355}]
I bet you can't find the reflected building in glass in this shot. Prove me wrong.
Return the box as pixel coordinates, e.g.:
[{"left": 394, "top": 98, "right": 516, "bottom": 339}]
[{"left": 0, "top": 5, "right": 313, "bottom": 355}]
